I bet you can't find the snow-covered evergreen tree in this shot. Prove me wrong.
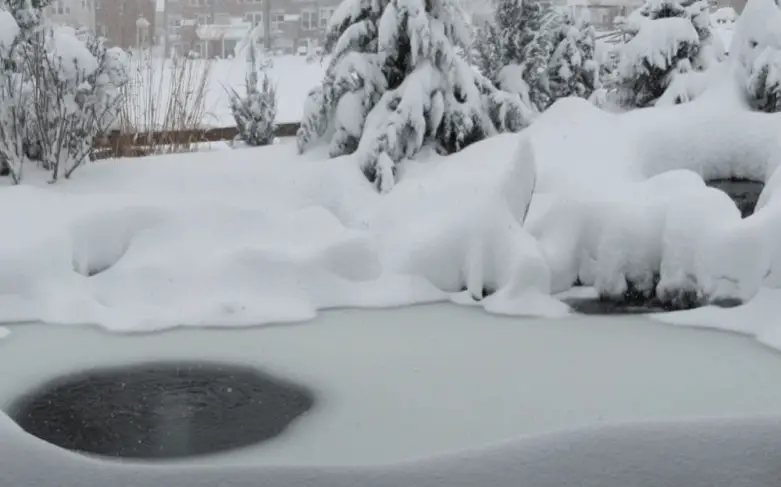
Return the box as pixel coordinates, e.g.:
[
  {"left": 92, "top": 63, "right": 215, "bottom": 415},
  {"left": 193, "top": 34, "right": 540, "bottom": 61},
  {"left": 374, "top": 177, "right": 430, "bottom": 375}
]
[
  {"left": 747, "top": 46, "right": 781, "bottom": 113},
  {"left": 228, "top": 40, "right": 277, "bottom": 146},
  {"left": 615, "top": 0, "right": 723, "bottom": 108},
  {"left": 473, "top": 0, "right": 558, "bottom": 112},
  {"left": 548, "top": 13, "right": 600, "bottom": 102},
  {"left": 296, "top": 0, "right": 533, "bottom": 192}
]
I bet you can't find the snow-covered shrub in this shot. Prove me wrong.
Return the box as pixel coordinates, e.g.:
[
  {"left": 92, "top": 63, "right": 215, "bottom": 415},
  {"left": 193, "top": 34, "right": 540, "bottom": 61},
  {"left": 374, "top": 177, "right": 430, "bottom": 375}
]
[
  {"left": 119, "top": 54, "right": 214, "bottom": 155},
  {"left": 615, "top": 0, "right": 724, "bottom": 108},
  {"left": 228, "top": 42, "right": 277, "bottom": 146},
  {"left": 296, "top": 0, "right": 534, "bottom": 192},
  {"left": 75, "top": 28, "right": 129, "bottom": 135},
  {"left": 473, "top": 0, "right": 558, "bottom": 112},
  {"left": 548, "top": 13, "right": 600, "bottom": 102},
  {"left": 747, "top": 47, "right": 781, "bottom": 112},
  {"left": 0, "top": 0, "right": 127, "bottom": 183},
  {"left": 24, "top": 26, "right": 128, "bottom": 180}
]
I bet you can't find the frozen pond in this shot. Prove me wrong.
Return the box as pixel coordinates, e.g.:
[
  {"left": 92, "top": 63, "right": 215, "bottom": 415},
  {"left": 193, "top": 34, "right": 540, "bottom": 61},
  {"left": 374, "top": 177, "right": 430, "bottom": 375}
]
[{"left": 2, "top": 304, "right": 781, "bottom": 466}]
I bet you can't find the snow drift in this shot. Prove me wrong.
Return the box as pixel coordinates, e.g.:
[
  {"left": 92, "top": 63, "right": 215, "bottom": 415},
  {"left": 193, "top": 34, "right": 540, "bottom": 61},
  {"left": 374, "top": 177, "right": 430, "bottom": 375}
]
[{"left": 5, "top": 0, "right": 781, "bottom": 344}]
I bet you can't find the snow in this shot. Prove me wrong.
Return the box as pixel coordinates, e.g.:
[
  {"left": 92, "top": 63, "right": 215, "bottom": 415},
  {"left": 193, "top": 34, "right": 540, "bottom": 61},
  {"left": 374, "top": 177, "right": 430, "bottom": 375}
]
[
  {"left": 619, "top": 17, "right": 699, "bottom": 77},
  {"left": 0, "top": 10, "right": 18, "bottom": 55},
  {"left": 0, "top": 327, "right": 7, "bottom": 339},
  {"left": 5, "top": 71, "right": 781, "bottom": 338},
  {"left": 3, "top": 416, "right": 781, "bottom": 487},
  {"left": 47, "top": 26, "right": 98, "bottom": 80},
  {"left": 4, "top": 308, "right": 781, "bottom": 469}
]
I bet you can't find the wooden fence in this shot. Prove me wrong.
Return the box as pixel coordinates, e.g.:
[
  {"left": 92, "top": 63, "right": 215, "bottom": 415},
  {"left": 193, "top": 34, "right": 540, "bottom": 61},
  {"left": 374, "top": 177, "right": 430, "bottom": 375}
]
[{"left": 92, "top": 121, "right": 301, "bottom": 160}]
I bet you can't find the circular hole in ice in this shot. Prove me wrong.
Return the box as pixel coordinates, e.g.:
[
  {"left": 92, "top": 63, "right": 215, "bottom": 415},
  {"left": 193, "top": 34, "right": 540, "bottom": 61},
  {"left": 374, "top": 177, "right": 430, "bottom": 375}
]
[{"left": 7, "top": 361, "right": 314, "bottom": 460}]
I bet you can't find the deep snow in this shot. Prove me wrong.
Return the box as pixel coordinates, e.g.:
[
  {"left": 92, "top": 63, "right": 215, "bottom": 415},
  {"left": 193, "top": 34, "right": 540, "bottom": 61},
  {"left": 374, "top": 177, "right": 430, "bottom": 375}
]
[
  {"left": 3, "top": 307, "right": 781, "bottom": 467},
  {"left": 5, "top": 80, "right": 781, "bottom": 346}
]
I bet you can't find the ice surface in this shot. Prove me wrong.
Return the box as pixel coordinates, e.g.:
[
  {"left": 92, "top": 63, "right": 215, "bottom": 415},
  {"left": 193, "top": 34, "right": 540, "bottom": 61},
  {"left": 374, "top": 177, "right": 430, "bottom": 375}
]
[
  {"left": 3, "top": 409, "right": 781, "bottom": 487},
  {"left": 4, "top": 307, "right": 781, "bottom": 468}
]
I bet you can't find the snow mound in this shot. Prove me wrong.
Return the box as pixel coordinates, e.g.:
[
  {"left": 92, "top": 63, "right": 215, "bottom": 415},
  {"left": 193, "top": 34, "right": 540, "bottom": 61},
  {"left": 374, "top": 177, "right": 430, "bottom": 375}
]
[
  {"left": 5, "top": 71, "right": 781, "bottom": 336},
  {"left": 370, "top": 135, "right": 564, "bottom": 317},
  {"left": 523, "top": 95, "right": 781, "bottom": 308}
]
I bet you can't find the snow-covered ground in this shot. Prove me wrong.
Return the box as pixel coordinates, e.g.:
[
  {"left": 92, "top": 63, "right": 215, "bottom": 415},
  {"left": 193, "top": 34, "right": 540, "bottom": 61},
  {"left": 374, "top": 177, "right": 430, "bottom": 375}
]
[
  {"left": 4, "top": 79, "right": 781, "bottom": 344},
  {"left": 4, "top": 4, "right": 781, "bottom": 484}
]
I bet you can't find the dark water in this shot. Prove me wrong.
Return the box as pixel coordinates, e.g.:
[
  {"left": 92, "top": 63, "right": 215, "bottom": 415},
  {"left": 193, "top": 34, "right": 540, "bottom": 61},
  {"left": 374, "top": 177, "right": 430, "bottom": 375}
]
[
  {"left": 7, "top": 361, "right": 314, "bottom": 460},
  {"left": 706, "top": 178, "right": 764, "bottom": 218},
  {"left": 566, "top": 297, "right": 673, "bottom": 315}
]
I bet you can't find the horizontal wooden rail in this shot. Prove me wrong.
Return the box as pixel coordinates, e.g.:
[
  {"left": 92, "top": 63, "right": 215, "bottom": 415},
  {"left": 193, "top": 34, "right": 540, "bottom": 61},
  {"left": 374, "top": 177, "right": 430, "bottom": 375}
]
[{"left": 92, "top": 121, "right": 301, "bottom": 160}]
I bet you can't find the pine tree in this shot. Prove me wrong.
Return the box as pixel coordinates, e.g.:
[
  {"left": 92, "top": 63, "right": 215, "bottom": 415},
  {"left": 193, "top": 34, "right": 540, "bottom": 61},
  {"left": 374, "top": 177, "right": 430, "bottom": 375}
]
[
  {"left": 228, "top": 34, "right": 277, "bottom": 146},
  {"left": 747, "top": 46, "right": 781, "bottom": 113},
  {"left": 615, "top": 0, "right": 721, "bottom": 108},
  {"left": 548, "top": 13, "right": 599, "bottom": 102},
  {"left": 473, "top": 0, "right": 558, "bottom": 112},
  {"left": 296, "top": 0, "right": 533, "bottom": 192}
]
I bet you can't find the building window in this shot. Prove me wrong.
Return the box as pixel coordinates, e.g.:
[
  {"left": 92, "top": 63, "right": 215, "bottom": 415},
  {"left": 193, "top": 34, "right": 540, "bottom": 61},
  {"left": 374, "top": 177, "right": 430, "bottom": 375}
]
[
  {"left": 301, "top": 9, "right": 316, "bottom": 30},
  {"left": 244, "top": 11, "right": 263, "bottom": 26},
  {"left": 271, "top": 10, "right": 285, "bottom": 32},
  {"left": 196, "top": 13, "right": 210, "bottom": 24},
  {"left": 319, "top": 7, "right": 335, "bottom": 28}
]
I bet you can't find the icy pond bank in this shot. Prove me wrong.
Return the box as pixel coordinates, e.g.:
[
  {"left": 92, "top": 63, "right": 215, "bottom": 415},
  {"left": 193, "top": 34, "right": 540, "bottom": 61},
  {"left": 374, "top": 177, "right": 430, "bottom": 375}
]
[{"left": 2, "top": 303, "right": 781, "bottom": 467}]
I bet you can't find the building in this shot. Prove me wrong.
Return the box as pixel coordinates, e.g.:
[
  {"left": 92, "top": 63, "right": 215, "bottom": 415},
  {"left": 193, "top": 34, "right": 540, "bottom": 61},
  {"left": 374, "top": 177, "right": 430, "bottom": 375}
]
[
  {"left": 158, "top": 0, "right": 341, "bottom": 58},
  {"left": 94, "top": 0, "right": 157, "bottom": 49},
  {"left": 46, "top": 0, "right": 97, "bottom": 30}
]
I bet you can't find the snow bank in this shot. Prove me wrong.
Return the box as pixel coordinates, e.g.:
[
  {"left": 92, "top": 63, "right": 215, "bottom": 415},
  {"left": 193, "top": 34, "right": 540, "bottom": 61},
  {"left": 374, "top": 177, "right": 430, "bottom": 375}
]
[
  {"left": 522, "top": 95, "right": 781, "bottom": 308},
  {"left": 0, "top": 133, "right": 554, "bottom": 329},
  {"left": 5, "top": 62, "right": 781, "bottom": 337}
]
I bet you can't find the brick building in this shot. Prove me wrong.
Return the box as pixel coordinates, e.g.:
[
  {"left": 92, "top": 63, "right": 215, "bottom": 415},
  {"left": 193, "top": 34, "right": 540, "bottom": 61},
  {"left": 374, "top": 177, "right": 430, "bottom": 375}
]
[
  {"left": 94, "top": 0, "right": 157, "bottom": 49},
  {"left": 157, "top": 0, "right": 341, "bottom": 58},
  {"left": 46, "top": 0, "right": 97, "bottom": 30}
]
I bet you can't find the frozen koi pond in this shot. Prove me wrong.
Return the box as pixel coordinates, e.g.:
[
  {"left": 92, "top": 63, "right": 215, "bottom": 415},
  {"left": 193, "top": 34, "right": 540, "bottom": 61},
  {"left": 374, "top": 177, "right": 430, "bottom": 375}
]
[{"left": 2, "top": 304, "right": 781, "bottom": 467}]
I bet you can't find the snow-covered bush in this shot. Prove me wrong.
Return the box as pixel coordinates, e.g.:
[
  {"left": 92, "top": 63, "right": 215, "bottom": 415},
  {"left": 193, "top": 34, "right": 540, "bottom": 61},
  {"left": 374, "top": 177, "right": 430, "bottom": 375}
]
[
  {"left": 473, "top": 0, "right": 558, "bottom": 112},
  {"left": 615, "top": 0, "right": 724, "bottom": 108},
  {"left": 0, "top": 0, "right": 127, "bottom": 183},
  {"left": 24, "top": 26, "right": 128, "bottom": 180},
  {"left": 296, "top": 0, "right": 533, "bottom": 192},
  {"left": 548, "top": 13, "right": 600, "bottom": 102},
  {"left": 228, "top": 37, "right": 277, "bottom": 146},
  {"left": 747, "top": 47, "right": 781, "bottom": 112}
]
